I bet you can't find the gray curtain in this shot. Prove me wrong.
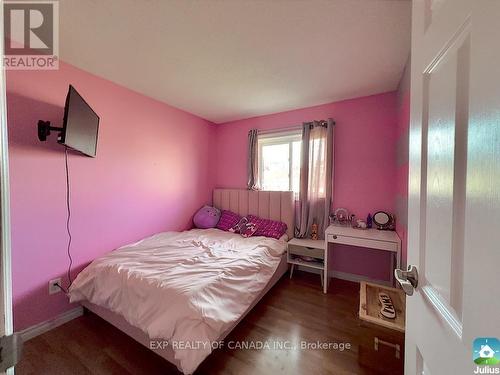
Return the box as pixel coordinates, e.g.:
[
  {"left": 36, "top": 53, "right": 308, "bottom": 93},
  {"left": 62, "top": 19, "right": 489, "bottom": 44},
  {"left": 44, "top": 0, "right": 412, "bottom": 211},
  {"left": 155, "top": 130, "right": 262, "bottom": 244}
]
[
  {"left": 247, "top": 129, "right": 259, "bottom": 190},
  {"left": 295, "top": 118, "right": 334, "bottom": 239}
]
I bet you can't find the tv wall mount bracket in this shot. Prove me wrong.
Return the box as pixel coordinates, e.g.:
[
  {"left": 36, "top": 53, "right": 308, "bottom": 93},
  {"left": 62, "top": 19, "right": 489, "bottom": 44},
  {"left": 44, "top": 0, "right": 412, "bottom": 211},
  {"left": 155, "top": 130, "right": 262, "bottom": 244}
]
[{"left": 37, "top": 120, "right": 63, "bottom": 142}]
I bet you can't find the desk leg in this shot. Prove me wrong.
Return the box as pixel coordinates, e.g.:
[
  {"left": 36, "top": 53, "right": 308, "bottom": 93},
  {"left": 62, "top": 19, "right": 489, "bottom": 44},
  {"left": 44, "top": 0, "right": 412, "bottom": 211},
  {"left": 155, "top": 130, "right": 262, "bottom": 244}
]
[
  {"left": 390, "top": 242, "right": 403, "bottom": 287},
  {"left": 396, "top": 242, "right": 401, "bottom": 270},
  {"left": 390, "top": 252, "right": 395, "bottom": 286},
  {"left": 323, "top": 242, "right": 328, "bottom": 293},
  {"left": 395, "top": 242, "right": 402, "bottom": 287}
]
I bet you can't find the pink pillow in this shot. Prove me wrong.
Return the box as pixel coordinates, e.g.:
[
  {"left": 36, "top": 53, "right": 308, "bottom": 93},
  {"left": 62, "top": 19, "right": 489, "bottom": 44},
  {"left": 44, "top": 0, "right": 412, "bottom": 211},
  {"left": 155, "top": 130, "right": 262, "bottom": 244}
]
[
  {"left": 216, "top": 210, "right": 241, "bottom": 231},
  {"left": 247, "top": 215, "right": 287, "bottom": 239}
]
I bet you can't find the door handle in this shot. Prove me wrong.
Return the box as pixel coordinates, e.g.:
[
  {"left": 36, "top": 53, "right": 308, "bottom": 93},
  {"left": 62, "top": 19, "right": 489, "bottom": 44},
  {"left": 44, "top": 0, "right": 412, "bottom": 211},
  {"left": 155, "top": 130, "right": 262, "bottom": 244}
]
[{"left": 394, "top": 265, "right": 418, "bottom": 296}]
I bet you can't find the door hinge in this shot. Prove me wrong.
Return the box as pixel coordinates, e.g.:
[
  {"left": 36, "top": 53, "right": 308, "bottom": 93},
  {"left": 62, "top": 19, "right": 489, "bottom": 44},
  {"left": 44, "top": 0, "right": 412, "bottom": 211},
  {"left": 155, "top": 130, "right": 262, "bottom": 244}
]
[{"left": 0, "top": 333, "right": 22, "bottom": 371}]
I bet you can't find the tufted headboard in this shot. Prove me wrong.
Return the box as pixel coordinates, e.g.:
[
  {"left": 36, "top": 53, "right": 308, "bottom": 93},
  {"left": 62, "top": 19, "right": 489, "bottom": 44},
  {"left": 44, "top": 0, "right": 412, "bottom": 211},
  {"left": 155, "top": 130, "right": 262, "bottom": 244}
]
[{"left": 213, "top": 189, "right": 294, "bottom": 239}]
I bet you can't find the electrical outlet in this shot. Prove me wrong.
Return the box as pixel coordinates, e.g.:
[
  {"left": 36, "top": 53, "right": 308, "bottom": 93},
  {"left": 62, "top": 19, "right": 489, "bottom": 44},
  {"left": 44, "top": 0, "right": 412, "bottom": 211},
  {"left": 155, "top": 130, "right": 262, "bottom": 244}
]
[{"left": 49, "top": 278, "right": 62, "bottom": 295}]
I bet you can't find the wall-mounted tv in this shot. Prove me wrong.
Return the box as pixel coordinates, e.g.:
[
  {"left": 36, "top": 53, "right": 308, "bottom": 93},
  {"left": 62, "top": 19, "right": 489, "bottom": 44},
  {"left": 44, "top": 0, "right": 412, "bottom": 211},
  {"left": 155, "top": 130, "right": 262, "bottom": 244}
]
[
  {"left": 59, "top": 85, "right": 100, "bottom": 157},
  {"left": 37, "top": 85, "right": 100, "bottom": 157}
]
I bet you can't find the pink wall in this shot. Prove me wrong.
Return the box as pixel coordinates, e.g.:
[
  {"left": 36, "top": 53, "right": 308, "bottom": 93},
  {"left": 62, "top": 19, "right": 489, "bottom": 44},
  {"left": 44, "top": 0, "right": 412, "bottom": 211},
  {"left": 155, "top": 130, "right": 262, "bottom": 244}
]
[
  {"left": 214, "top": 92, "right": 399, "bottom": 281},
  {"left": 7, "top": 62, "right": 215, "bottom": 331}
]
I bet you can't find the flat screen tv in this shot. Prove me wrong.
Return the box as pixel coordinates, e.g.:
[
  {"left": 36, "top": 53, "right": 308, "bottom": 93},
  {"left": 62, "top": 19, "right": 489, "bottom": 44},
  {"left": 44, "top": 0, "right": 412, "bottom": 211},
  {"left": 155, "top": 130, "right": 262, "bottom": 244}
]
[{"left": 58, "top": 85, "right": 100, "bottom": 157}]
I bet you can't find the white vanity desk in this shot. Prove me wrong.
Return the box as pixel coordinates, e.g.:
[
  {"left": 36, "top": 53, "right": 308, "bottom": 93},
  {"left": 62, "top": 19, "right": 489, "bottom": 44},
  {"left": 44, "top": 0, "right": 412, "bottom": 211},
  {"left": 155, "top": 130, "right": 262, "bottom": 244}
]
[{"left": 324, "top": 224, "right": 401, "bottom": 292}]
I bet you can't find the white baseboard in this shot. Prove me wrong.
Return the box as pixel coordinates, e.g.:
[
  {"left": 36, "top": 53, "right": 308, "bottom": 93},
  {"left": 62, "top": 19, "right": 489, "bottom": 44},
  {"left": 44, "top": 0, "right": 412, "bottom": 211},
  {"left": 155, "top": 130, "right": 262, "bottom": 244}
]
[
  {"left": 18, "top": 306, "right": 84, "bottom": 342},
  {"left": 330, "top": 270, "right": 392, "bottom": 287},
  {"left": 295, "top": 265, "right": 391, "bottom": 287}
]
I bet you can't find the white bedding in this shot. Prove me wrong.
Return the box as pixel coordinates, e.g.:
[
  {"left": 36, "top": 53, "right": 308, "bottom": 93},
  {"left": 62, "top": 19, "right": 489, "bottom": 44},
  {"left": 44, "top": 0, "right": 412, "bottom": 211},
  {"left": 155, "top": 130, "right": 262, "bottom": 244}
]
[{"left": 69, "top": 228, "right": 287, "bottom": 374}]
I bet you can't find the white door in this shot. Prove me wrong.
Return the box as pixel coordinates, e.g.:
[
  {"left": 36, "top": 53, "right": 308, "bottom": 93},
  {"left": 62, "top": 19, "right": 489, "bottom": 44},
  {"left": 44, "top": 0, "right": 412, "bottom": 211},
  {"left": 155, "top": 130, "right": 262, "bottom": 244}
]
[
  {"left": 0, "top": 0, "right": 15, "bottom": 374},
  {"left": 402, "top": 0, "right": 500, "bottom": 374}
]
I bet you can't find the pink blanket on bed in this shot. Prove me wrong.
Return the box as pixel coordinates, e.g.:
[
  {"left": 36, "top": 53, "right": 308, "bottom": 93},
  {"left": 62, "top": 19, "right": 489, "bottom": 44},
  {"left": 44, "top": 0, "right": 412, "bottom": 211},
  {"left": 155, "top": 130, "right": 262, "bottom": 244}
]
[{"left": 69, "top": 228, "right": 286, "bottom": 374}]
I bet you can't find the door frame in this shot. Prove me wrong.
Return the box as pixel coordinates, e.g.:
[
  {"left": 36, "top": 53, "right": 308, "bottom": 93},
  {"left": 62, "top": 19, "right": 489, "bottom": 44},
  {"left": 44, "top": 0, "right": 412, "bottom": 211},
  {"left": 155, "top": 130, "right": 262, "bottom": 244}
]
[{"left": 0, "top": 0, "right": 15, "bottom": 373}]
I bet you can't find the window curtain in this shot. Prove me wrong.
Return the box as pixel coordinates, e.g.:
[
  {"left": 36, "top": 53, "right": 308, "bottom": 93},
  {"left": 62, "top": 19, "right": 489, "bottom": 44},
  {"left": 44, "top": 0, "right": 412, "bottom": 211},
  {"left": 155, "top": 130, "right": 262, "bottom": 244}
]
[
  {"left": 295, "top": 118, "right": 334, "bottom": 239},
  {"left": 247, "top": 129, "right": 259, "bottom": 190}
]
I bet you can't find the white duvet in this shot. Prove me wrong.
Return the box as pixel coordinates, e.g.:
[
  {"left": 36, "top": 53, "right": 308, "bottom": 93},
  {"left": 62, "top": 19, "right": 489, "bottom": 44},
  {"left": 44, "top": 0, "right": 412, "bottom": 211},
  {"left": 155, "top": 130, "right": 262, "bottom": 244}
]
[{"left": 69, "top": 228, "right": 287, "bottom": 374}]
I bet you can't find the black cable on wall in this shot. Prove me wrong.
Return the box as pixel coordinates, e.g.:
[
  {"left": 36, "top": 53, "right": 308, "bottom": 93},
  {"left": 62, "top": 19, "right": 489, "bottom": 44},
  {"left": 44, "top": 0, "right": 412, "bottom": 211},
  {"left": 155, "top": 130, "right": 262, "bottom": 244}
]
[{"left": 64, "top": 146, "right": 73, "bottom": 290}]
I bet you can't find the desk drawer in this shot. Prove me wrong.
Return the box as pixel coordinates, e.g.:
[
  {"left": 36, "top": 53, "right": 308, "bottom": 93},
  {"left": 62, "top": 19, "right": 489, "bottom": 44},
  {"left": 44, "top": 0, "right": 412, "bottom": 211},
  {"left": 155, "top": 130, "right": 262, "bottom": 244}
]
[
  {"left": 327, "top": 234, "right": 397, "bottom": 252},
  {"left": 288, "top": 244, "right": 324, "bottom": 259}
]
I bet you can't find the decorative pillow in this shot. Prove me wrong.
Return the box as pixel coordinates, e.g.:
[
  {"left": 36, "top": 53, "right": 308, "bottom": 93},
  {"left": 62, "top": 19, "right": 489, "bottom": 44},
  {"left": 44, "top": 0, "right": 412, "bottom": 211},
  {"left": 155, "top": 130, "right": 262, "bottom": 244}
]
[
  {"left": 247, "top": 214, "right": 288, "bottom": 239},
  {"left": 229, "top": 216, "right": 248, "bottom": 233},
  {"left": 193, "top": 205, "right": 221, "bottom": 229},
  {"left": 240, "top": 222, "right": 259, "bottom": 238},
  {"left": 216, "top": 210, "right": 241, "bottom": 231}
]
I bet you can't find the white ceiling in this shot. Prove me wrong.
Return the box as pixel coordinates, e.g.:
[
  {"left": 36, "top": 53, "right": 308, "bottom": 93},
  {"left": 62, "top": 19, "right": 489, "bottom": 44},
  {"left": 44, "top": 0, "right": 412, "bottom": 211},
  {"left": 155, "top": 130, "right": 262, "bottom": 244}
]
[{"left": 59, "top": 0, "right": 411, "bottom": 124}]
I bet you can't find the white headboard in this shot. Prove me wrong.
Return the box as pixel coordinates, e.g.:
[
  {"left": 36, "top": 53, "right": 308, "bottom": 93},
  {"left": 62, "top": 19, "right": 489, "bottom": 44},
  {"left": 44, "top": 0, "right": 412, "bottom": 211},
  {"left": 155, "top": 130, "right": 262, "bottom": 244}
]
[{"left": 213, "top": 189, "right": 294, "bottom": 239}]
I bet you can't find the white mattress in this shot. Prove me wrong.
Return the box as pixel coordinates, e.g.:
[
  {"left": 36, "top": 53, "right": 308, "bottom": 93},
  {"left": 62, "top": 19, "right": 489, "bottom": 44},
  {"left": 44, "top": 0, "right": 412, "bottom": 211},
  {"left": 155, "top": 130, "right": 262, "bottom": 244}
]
[{"left": 69, "top": 228, "right": 287, "bottom": 374}]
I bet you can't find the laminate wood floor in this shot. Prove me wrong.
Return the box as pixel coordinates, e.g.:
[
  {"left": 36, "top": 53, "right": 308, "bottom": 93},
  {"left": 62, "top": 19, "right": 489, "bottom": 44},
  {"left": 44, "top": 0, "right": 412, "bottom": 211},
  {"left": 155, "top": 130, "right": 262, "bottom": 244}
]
[{"left": 16, "top": 272, "right": 404, "bottom": 375}]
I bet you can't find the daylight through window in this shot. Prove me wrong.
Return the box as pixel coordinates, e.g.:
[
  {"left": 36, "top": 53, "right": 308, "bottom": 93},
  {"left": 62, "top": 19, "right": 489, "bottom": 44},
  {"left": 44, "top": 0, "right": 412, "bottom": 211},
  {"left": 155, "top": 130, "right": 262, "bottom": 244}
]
[{"left": 258, "top": 130, "right": 302, "bottom": 193}]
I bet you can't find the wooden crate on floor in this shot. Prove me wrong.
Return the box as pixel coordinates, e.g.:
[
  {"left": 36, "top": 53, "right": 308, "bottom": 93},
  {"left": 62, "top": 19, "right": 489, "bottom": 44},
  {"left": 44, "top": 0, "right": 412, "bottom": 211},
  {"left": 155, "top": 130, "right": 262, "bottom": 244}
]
[{"left": 359, "top": 281, "right": 406, "bottom": 332}]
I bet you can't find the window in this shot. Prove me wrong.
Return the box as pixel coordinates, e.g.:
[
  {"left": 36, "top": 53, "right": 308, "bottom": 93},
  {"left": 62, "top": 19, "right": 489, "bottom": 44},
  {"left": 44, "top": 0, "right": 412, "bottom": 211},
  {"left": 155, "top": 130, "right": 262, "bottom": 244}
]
[{"left": 258, "top": 130, "right": 302, "bottom": 193}]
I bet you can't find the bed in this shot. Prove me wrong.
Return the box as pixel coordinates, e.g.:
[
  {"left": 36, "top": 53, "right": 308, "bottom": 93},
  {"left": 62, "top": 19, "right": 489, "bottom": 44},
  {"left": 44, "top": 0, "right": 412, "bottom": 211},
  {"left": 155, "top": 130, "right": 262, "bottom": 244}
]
[{"left": 69, "top": 189, "right": 294, "bottom": 374}]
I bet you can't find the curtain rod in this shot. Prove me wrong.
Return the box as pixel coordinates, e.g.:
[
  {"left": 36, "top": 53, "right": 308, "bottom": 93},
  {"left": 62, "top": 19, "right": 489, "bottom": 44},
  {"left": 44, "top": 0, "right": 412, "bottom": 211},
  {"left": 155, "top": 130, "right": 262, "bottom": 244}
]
[
  {"left": 256, "top": 118, "right": 335, "bottom": 135},
  {"left": 257, "top": 125, "right": 301, "bottom": 135}
]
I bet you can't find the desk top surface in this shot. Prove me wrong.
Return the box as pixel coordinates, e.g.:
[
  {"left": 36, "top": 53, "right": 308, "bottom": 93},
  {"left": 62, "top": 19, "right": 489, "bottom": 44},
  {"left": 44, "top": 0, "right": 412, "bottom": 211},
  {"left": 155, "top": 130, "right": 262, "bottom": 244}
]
[{"left": 325, "top": 224, "right": 401, "bottom": 243}]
